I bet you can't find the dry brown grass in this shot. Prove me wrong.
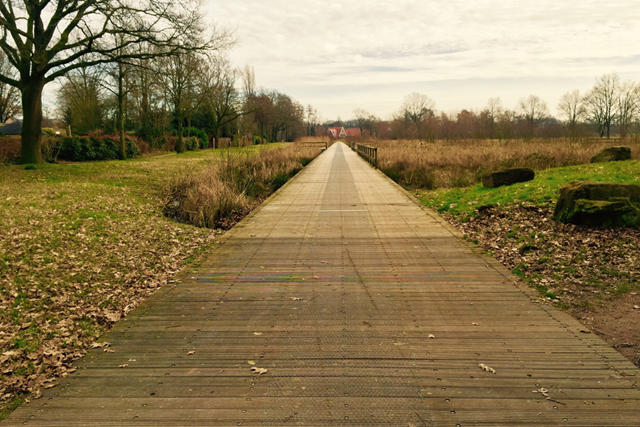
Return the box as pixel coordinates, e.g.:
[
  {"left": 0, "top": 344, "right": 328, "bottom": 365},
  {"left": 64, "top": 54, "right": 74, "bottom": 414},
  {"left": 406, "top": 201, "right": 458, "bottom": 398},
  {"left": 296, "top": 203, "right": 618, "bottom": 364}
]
[
  {"left": 369, "top": 137, "right": 640, "bottom": 189},
  {"left": 163, "top": 144, "right": 321, "bottom": 229},
  {"left": 295, "top": 136, "right": 330, "bottom": 143},
  {"left": 0, "top": 136, "right": 21, "bottom": 163}
]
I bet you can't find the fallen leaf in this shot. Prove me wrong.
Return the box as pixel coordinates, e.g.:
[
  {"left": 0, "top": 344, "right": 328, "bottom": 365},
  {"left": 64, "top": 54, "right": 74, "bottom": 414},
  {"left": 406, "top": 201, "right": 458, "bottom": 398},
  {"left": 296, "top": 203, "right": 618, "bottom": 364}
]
[
  {"left": 428, "top": 334, "right": 435, "bottom": 339},
  {"left": 187, "top": 351, "right": 195, "bottom": 356},
  {"left": 479, "top": 363, "right": 496, "bottom": 374},
  {"left": 251, "top": 367, "right": 267, "bottom": 375},
  {"left": 290, "top": 297, "right": 301, "bottom": 301},
  {"left": 362, "top": 321, "right": 372, "bottom": 327},
  {"left": 118, "top": 364, "right": 129, "bottom": 368},
  {"left": 104, "top": 349, "right": 115, "bottom": 353},
  {"left": 248, "top": 360, "right": 256, "bottom": 366},
  {"left": 633, "top": 305, "right": 639, "bottom": 310},
  {"left": 472, "top": 322, "right": 479, "bottom": 326},
  {"left": 533, "top": 387, "right": 549, "bottom": 397},
  {"left": 90, "top": 342, "right": 111, "bottom": 349},
  {"left": 253, "top": 332, "right": 263, "bottom": 336}
]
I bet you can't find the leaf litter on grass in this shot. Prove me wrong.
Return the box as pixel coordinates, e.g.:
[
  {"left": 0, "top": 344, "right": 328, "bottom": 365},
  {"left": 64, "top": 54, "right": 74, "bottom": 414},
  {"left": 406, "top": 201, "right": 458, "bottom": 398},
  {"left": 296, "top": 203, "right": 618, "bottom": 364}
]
[{"left": 0, "top": 146, "right": 315, "bottom": 417}]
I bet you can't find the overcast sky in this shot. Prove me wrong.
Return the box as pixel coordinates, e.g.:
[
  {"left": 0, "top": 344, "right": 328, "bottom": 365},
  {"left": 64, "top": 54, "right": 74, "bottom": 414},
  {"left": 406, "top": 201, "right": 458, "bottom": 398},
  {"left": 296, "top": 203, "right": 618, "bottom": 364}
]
[{"left": 206, "top": 0, "right": 640, "bottom": 121}]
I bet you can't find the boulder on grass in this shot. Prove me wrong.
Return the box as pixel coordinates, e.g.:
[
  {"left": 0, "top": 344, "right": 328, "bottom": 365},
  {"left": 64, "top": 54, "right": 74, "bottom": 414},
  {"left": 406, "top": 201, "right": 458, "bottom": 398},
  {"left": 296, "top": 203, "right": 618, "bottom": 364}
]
[
  {"left": 482, "top": 168, "right": 535, "bottom": 188},
  {"left": 590, "top": 146, "right": 631, "bottom": 163},
  {"left": 553, "top": 181, "right": 640, "bottom": 227}
]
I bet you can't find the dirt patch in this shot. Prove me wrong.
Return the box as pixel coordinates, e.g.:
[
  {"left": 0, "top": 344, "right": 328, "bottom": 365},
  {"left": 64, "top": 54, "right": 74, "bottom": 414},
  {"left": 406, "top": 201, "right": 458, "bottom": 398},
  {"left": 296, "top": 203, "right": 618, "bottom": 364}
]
[
  {"left": 577, "top": 296, "right": 640, "bottom": 366},
  {"left": 439, "top": 203, "right": 640, "bottom": 366}
]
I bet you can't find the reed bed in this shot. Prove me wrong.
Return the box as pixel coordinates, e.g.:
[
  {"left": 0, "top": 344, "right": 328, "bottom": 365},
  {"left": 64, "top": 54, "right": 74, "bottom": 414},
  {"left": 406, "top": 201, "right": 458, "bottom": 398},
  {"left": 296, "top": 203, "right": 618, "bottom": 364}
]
[
  {"left": 163, "top": 144, "right": 320, "bottom": 229},
  {"left": 370, "top": 137, "right": 640, "bottom": 190}
]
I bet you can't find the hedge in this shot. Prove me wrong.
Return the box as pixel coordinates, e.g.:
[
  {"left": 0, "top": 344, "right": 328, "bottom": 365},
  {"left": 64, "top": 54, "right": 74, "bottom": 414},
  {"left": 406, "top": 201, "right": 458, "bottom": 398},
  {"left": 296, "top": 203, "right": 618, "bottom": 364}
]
[{"left": 57, "top": 136, "right": 139, "bottom": 161}]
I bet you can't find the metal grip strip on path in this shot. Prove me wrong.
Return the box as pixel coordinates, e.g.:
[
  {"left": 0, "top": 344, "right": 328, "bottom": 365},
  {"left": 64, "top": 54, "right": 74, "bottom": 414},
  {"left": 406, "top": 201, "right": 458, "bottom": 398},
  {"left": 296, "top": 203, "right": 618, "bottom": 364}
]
[{"left": 4, "top": 142, "right": 639, "bottom": 426}]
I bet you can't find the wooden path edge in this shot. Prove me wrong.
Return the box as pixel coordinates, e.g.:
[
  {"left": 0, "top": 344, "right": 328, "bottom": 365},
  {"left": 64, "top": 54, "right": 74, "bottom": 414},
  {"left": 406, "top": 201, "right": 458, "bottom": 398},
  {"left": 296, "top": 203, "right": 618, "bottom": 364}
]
[{"left": 364, "top": 157, "right": 640, "bottom": 379}]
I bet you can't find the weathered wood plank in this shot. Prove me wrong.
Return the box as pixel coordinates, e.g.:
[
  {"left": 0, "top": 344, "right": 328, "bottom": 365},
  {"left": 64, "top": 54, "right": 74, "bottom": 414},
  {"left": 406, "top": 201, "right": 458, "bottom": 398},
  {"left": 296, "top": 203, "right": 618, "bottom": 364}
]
[{"left": 4, "top": 143, "right": 639, "bottom": 426}]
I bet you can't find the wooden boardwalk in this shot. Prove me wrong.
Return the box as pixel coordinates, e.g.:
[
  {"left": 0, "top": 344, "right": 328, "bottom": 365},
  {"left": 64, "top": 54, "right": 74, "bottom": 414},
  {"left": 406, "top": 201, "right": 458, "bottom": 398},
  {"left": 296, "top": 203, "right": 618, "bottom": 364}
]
[{"left": 5, "top": 142, "right": 639, "bottom": 426}]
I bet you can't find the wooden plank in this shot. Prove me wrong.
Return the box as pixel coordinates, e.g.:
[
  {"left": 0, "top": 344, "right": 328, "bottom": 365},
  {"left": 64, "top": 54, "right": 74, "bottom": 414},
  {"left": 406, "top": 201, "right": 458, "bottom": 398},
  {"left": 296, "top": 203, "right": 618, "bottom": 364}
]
[{"left": 4, "top": 143, "right": 639, "bottom": 426}]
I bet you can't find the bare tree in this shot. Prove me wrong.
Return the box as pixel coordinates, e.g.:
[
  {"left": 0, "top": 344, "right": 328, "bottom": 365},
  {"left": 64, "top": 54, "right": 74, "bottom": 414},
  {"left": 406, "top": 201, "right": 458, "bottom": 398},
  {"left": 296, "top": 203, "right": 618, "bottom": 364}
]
[
  {"left": 353, "top": 108, "right": 377, "bottom": 136},
  {"left": 306, "top": 105, "right": 318, "bottom": 136},
  {"left": 400, "top": 92, "right": 436, "bottom": 141},
  {"left": 617, "top": 80, "right": 640, "bottom": 138},
  {"left": 518, "top": 94, "right": 549, "bottom": 137},
  {"left": 392, "top": 110, "right": 414, "bottom": 140},
  {"left": 160, "top": 51, "right": 214, "bottom": 153},
  {"left": 557, "top": 90, "right": 586, "bottom": 135},
  {"left": 583, "top": 73, "right": 619, "bottom": 138},
  {"left": 0, "top": 0, "right": 233, "bottom": 163},
  {"left": 202, "top": 58, "right": 243, "bottom": 149},
  {"left": 0, "top": 51, "right": 20, "bottom": 123},
  {"left": 483, "top": 97, "right": 502, "bottom": 139},
  {"left": 241, "top": 65, "right": 257, "bottom": 99},
  {"left": 57, "top": 67, "right": 105, "bottom": 135}
]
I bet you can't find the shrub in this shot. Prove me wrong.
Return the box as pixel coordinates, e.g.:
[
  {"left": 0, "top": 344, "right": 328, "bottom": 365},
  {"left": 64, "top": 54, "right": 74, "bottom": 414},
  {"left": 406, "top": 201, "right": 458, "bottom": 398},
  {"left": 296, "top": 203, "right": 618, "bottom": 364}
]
[
  {"left": 253, "top": 135, "right": 261, "bottom": 145},
  {"left": 42, "top": 128, "right": 58, "bottom": 136},
  {"left": 175, "top": 127, "right": 208, "bottom": 149},
  {"left": 183, "top": 136, "right": 199, "bottom": 151},
  {"left": 126, "top": 137, "right": 139, "bottom": 158},
  {"left": 163, "top": 145, "right": 322, "bottom": 229},
  {"left": 136, "top": 126, "right": 162, "bottom": 143},
  {"left": 158, "top": 136, "right": 167, "bottom": 149},
  {"left": 57, "top": 135, "right": 139, "bottom": 161},
  {"left": 0, "top": 136, "right": 22, "bottom": 164}
]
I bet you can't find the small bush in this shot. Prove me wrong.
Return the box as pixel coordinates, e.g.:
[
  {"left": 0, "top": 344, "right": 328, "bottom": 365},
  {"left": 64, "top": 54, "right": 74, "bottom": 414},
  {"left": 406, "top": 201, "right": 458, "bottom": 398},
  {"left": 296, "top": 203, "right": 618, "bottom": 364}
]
[
  {"left": 126, "top": 138, "right": 139, "bottom": 158},
  {"left": 137, "top": 125, "right": 160, "bottom": 138},
  {"left": 42, "top": 128, "right": 58, "bottom": 136},
  {"left": 163, "top": 145, "right": 322, "bottom": 229},
  {"left": 178, "top": 127, "right": 208, "bottom": 149},
  {"left": 253, "top": 135, "right": 261, "bottom": 145},
  {"left": 183, "top": 136, "right": 200, "bottom": 151},
  {"left": 57, "top": 136, "right": 139, "bottom": 161}
]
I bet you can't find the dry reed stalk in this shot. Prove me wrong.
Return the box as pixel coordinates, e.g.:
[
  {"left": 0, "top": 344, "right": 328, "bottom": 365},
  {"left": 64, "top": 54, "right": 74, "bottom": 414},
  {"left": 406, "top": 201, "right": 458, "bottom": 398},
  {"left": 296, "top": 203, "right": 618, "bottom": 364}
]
[
  {"left": 163, "top": 144, "right": 321, "bottom": 228},
  {"left": 372, "top": 137, "right": 640, "bottom": 189}
]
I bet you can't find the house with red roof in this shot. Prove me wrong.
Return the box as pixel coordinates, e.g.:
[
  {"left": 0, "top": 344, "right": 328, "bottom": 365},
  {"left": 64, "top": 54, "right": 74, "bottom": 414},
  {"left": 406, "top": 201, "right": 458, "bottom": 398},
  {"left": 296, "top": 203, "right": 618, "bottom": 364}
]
[
  {"left": 328, "top": 127, "right": 346, "bottom": 139},
  {"left": 344, "top": 128, "right": 361, "bottom": 137}
]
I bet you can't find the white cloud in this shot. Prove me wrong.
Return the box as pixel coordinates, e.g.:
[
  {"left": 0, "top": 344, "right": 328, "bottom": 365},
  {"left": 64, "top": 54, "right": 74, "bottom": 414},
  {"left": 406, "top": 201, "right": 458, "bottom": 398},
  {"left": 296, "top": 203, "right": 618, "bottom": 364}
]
[{"left": 209, "top": 0, "right": 640, "bottom": 119}]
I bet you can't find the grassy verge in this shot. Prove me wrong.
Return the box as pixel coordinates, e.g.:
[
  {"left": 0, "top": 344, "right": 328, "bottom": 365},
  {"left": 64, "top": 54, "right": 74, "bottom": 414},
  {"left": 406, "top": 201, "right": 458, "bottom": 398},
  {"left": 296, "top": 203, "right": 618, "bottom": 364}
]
[
  {"left": 0, "top": 144, "right": 319, "bottom": 418},
  {"left": 418, "top": 159, "right": 640, "bottom": 219},
  {"left": 414, "top": 160, "right": 640, "bottom": 365}
]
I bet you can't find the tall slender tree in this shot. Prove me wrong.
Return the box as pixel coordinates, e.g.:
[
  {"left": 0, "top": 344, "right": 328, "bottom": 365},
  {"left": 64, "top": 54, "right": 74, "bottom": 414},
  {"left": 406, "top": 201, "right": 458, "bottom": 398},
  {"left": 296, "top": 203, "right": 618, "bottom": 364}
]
[{"left": 583, "top": 73, "right": 619, "bottom": 138}]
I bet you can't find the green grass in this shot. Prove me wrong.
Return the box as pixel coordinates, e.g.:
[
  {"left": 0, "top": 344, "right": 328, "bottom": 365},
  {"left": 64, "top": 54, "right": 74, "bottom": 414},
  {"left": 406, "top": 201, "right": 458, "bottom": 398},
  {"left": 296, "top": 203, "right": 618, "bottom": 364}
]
[{"left": 418, "top": 160, "right": 640, "bottom": 218}]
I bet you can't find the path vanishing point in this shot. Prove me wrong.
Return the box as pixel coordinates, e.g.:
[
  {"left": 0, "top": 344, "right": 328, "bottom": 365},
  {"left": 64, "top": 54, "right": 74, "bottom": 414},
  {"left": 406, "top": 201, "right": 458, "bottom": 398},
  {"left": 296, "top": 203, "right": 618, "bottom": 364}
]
[{"left": 4, "top": 142, "right": 640, "bottom": 426}]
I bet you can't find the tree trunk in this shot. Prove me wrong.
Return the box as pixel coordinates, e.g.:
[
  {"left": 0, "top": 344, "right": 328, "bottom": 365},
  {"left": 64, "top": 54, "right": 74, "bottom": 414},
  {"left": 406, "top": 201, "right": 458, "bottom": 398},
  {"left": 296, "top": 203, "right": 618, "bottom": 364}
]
[
  {"left": 20, "top": 77, "right": 46, "bottom": 164},
  {"left": 176, "top": 118, "right": 184, "bottom": 153},
  {"left": 118, "top": 64, "right": 126, "bottom": 160},
  {"left": 214, "top": 132, "right": 219, "bottom": 149}
]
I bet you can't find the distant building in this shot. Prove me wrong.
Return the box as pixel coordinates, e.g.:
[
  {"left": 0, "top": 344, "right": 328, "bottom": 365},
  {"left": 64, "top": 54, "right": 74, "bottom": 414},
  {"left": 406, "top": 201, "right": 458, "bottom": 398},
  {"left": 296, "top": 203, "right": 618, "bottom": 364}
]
[
  {"left": 328, "top": 127, "right": 346, "bottom": 139},
  {"left": 328, "top": 127, "right": 362, "bottom": 139},
  {"left": 0, "top": 119, "right": 22, "bottom": 135}
]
